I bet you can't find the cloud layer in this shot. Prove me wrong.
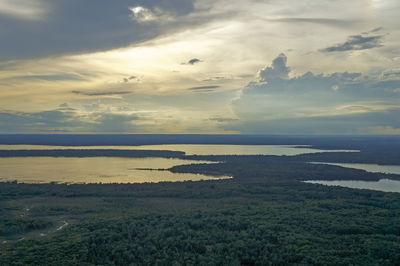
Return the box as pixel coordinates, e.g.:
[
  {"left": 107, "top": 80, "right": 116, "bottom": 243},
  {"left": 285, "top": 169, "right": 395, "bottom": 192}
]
[
  {"left": 321, "top": 34, "right": 384, "bottom": 52},
  {"left": 228, "top": 54, "right": 400, "bottom": 134},
  {"left": 0, "top": 0, "right": 196, "bottom": 60},
  {"left": 0, "top": 0, "right": 399, "bottom": 134}
]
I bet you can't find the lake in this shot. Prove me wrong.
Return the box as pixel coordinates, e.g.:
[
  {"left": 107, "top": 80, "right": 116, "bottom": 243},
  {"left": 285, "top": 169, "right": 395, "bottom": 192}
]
[
  {"left": 0, "top": 144, "right": 358, "bottom": 156},
  {"left": 310, "top": 162, "right": 400, "bottom": 175},
  {"left": 306, "top": 162, "right": 400, "bottom": 192},
  {"left": 0, "top": 157, "right": 231, "bottom": 184},
  {"left": 304, "top": 179, "right": 400, "bottom": 193},
  {"left": 0, "top": 144, "right": 357, "bottom": 184}
]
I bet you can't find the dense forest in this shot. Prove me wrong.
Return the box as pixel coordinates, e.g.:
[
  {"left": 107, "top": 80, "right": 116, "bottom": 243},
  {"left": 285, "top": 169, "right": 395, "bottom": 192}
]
[
  {"left": 1, "top": 148, "right": 400, "bottom": 265},
  {"left": 1, "top": 136, "right": 400, "bottom": 264}
]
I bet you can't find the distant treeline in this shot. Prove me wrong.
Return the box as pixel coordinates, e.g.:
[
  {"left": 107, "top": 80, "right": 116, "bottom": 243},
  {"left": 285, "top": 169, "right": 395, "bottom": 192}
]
[
  {"left": 1, "top": 148, "right": 400, "bottom": 167},
  {"left": 1, "top": 134, "right": 400, "bottom": 151}
]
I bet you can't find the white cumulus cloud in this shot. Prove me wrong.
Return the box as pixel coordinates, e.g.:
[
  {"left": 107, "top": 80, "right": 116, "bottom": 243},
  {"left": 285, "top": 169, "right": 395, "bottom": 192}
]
[{"left": 129, "top": 6, "right": 173, "bottom": 23}]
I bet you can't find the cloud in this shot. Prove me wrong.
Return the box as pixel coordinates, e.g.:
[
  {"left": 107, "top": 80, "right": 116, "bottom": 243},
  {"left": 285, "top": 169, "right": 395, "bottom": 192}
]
[
  {"left": 257, "top": 53, "right": 290, "bottom": 82},
  {"left": 123, "top": 76, "right": 137, "bottom": 83},
  {"left": 202, "top": 76, "right": 225, "bottom": 81},
  {"left": 187, "top": 85, "right": 220, "bottom": 92},
  {"left": 224, "top": 109, "right": 400, "bottom": 135},
  {"left": 57, "top": 103, "right": 76, "bottom": 111},
  {"left": 188, "top": 58, "right": 201, "bottom": 65},
  {"left": 0, "top": 61, "right": 17, "bottom": 70},
  {"left": 0, "top": 110, "right": 85, "bottom": 132},
  {"left": 12, "top": 74, "right": 84, "bottom": 81},
  {"left": 380, "top": 69, "right": 400, "bottom": 80},
  {"left": 227, "top": 53, "right": 400, "bottom": 134},
  {"left": 129, "top": 6, "right": 158, "bottom": 23},
  {"left": 91, "top": 113, "right": 139, "bottom": 132},
  {"left": 72, "top": 90, "right": 132, "bottom": 96},
  {"left": 188, "top": 58, "right": 202, "bottom": 65},
  {"left": 267, "top": 17, "right": 357, "bottom": 27},
  {"left": 321, "top": 34, "right": 384, "bottom": 52},
  {"left": 365, "top": 126, "right": 400, "bottom": 135},
  {"left": 209, "top": 117, "right": 239, "bottom": 123},
  {"left": 181, "top": 58, "right": 203, "bottom": 65},
  {"left": 370, "top": 27, "right": 383, "bottom": 33},
  {"left": 0, "top": 109, "right": 141, "bottom": 133},
  {"left": 0, "top": 0, "right": 47, "bottom": 20},
  {"left": 1, "top": 0, "right": 400, "bottom": 135},
  {"left": 0, "top": 0, "right": 196, "bottom": 60}
]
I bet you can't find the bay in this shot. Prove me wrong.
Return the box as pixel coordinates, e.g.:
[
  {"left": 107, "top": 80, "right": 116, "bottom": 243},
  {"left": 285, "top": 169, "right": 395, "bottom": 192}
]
[
  {"left": 0, "top": 144, "right": 358, "bottom": 156},
  {"left": 0, "top": 157, "right": 230, "bottom": 184}
]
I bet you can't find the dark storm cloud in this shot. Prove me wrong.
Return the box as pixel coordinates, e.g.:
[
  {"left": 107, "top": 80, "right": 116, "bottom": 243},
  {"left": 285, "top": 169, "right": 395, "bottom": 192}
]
[
  {"left": 72, "top": 90, "right": 132, "bottom": 96},
  {"left": 0, "top": 0, "right": 196, "bottom": 61},
  {"left": 321, "top": 34, "right": 384, "bottom": 52}
]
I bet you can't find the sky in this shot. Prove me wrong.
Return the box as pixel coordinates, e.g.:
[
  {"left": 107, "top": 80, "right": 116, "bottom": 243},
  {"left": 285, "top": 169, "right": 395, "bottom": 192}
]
[{"left": 0, "top": 0, "right": 399, "bottom": 134}]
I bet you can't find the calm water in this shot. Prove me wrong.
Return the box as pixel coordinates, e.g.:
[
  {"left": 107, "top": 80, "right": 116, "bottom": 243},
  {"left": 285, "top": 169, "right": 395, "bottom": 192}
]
[
  {"left": 0, "top": 144, "right": 357, "bottom": 156},
  {"left": 304, "top": 179, "right": 400, "bottom": 193},
  {"left": 133, "top": 144, "right": 359, "bottom": 155},
  {"left": 0, "top": 157, "right": 231, "bottom": 184},
  {"left": 310, "top": 162, "right": 400, "bottom": 175},
  {"left": 0, "top": 144, "right": 357, "bottom": 184}
]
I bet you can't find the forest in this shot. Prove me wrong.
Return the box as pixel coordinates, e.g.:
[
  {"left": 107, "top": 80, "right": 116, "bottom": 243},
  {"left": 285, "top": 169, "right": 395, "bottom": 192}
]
[{"left": 1, "top": 147, "right": 400, "bottom": 265}]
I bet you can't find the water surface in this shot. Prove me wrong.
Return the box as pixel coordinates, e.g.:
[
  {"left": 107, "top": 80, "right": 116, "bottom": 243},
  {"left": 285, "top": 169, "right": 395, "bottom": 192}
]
[
  {"left": 304, "top": 179, "right": 400, "bottom": 193},
  {"left": 134, "top": 144, "right": 348, "bottom": 155},
  {"left": 0, "top": 157, "right": 230, "bottom": 184},
  {"left": 0, "top": 144, "right": 357, "bottom": 156},
  {"left": 310, "top": 162, "right": 400, "bottom": 175},
  {"left": 0, "top": 144, "right": 359, "bottom": 184}
]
